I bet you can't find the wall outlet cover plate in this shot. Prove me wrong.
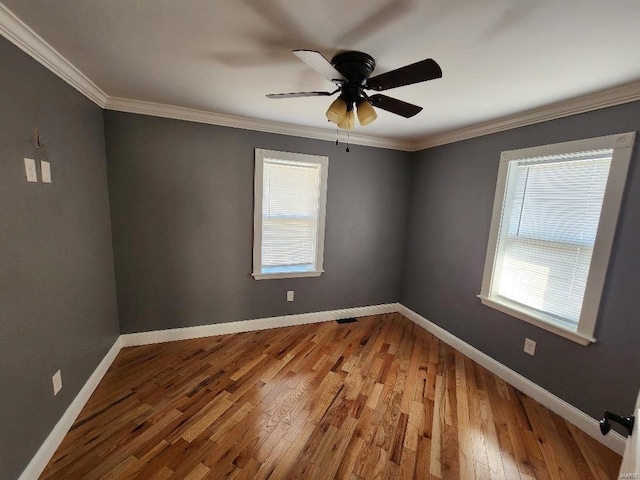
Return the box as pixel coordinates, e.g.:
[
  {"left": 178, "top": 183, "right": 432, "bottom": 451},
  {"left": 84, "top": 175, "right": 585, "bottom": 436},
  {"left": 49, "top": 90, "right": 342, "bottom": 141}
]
[
  {"left": 52, "top": 370, "right": 62, "bottom": 395},
  {"left": 524, "top": 338, "right": 537, "bottom": 356}
]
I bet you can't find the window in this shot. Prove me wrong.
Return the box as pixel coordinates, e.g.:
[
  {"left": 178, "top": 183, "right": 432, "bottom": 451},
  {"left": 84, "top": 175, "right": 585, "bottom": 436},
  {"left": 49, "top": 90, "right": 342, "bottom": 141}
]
[
  {"left": 479, "top": 132, "right": 635, "bottom": 345},
  {"left": 252, "top": 149, "right": 328, "bottom": 280}
]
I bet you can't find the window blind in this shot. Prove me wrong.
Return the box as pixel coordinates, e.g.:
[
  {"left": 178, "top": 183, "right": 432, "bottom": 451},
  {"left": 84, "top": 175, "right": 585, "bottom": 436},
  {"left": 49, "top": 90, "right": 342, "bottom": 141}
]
[
  {"left": 261, "top": 158, "right": 321, "bottom": 273},
  {"left": 495, "top": 150, "right": 613, "bottom": 328}
]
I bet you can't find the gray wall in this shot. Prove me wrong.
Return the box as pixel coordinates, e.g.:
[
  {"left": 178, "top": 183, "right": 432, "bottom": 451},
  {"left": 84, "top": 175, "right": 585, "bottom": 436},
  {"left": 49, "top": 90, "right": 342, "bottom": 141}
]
[
  {"left": 402, "top": 100, "right": 640, "bottom": 422},
  {"left": 4, "top": 24, "right": 638, "bottom": 477},
  {"left": 0, "top": 38, "right": 119, "bottom": 478},
  {"left": 104, "top": 112, "right": 412, "bottom": 334}
]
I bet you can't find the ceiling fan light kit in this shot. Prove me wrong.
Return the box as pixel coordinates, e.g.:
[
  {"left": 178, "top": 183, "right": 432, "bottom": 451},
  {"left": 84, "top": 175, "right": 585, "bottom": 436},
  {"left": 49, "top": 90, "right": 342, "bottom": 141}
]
[
  {"left": 356, "top": 98, "right": 377, "bottom": 127},
  {"left": 326, "top": 97, "right": 377, "bottom": 130},
  {"left": 326, "top": 97, "right": 348, "bottom": 124},
  {"left": 337, "top": 109, "right": 355, "bottom": 130},
  {"left": 268, "top": 49, "right": 442, "bottom": 131}
]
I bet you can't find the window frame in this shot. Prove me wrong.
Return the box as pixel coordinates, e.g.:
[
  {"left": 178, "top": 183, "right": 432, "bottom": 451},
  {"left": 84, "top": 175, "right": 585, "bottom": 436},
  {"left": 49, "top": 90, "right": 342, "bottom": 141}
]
[
  {"left": 252, "top": 148, "right": 329, "bottom": 280},
  {"left": 479, "top": 132, "right": 635, "bottom": 345}
]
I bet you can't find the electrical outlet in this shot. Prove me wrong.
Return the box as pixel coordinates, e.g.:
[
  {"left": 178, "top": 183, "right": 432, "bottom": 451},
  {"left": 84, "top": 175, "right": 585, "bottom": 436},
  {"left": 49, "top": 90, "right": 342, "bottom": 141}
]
[
  {"left": 524, "top": 338, "right": 536, "bottom": 356},
  {"left": 24, "top": 157, "right": 38, "bottom": 182},
  {"left": 52, "top": 370, "right": 63, "bottom": 395},
  {"left": 286, "top": 290, "right": 294, "bottom": 302}
]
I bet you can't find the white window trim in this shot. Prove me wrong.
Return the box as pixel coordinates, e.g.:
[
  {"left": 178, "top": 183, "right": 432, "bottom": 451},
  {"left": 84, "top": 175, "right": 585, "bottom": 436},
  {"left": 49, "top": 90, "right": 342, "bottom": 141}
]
[
  {"left": 479, "top": 132, "right": 635, "bottom": 345},
  {"left": 252, "top": 148, "right": 329, "bottom": 280}
]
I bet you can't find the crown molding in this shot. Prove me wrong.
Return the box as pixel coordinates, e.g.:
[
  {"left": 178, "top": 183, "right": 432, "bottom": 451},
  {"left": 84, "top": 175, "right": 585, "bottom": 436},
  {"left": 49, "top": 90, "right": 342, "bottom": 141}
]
[
  {"left": 3, "top": 1, "right": 640, "bottom": 153},
  {"left": 0, "top": 0, "right": 406, "bottom": 152},
  {"left": 0, "top": 3, "right": 108, "bottom": 106},
  {"left": 103, "top": 96, "right": 413, "bottom": 151},
  {"left": 412, "top": 79, "right": 640, "bottom": 151},
  {"left": 105, "top": 79, "right": 640, "bottom": 153}
]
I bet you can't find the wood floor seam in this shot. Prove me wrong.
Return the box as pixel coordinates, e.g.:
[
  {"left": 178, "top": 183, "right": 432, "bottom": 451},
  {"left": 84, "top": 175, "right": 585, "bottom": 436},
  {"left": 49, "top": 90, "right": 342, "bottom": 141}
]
[{"left": 39, "top": 313, "right": 621, "bottom": 480}]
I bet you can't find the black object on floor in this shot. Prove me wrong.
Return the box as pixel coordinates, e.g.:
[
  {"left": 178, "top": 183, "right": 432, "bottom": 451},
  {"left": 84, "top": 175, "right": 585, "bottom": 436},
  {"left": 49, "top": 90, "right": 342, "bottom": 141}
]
[{"left": 336, "top": 317, "right": 358, "bottom": 324}]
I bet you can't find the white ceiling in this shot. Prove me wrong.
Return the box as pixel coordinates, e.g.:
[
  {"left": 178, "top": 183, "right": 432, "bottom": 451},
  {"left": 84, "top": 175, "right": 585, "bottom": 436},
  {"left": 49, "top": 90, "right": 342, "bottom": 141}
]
[{"left": 3, "top": 0, "right": 640, "bottom": 143}]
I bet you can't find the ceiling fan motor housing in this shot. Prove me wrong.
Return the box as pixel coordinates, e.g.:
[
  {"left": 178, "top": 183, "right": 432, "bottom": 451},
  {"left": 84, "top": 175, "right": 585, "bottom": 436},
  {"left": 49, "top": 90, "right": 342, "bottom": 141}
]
[
  {"left": 331, "top": 51, "right": 376, "bottom": 84},
  {"left": 331, "top": 51, "right": 376, "bottom": 106}
]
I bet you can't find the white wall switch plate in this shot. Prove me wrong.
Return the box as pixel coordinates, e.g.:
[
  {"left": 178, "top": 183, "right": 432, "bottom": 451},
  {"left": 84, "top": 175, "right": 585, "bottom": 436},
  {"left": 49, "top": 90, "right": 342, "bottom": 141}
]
[
  {"left": 286, "top": 291, "right": 294, "bottom": 302},
  {"left": 52, "top": 370, "right": 62, "bottom": 396},
  {"left": 24, "top": 158, "right": 37, "bottom": 182},
  {"left": 524, "top": 338, "right": 536, "bottom": 356},
  {"left": 41, "top": 160, "right": 51, "bottom": 183}
]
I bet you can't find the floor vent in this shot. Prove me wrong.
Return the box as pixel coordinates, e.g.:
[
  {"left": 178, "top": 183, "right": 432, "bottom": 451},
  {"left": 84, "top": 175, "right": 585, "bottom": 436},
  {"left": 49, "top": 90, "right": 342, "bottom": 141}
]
[{"left": 336, "top": 318, "right": 358, "bottom": 324}]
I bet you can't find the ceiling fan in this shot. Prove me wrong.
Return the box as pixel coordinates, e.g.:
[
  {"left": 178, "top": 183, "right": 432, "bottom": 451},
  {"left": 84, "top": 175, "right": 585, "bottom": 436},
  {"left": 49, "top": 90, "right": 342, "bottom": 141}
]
[{"left": 266, "top": 50, "right": 442, "bottom": 130}]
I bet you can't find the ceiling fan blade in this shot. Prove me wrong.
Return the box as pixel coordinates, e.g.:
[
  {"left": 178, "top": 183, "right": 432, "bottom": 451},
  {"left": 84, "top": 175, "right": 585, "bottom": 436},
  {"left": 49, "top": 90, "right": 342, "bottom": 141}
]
[
  {"left": 266, "top": 91, "right": 334, "bottom": 99},
  {"left": 369, "top": 94, "right": 423, "bottom": 118},
  {"left": 367, "top": 58, "right": 442, "bottom": 91},
  {"left": 292, "top": 50, "right": 345, "bottom": 82}
]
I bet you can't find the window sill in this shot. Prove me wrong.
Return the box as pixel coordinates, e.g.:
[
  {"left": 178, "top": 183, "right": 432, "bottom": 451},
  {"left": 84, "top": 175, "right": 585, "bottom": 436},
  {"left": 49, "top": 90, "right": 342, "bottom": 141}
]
[
  {"left": 252, "top": 270, "right": 324, "bottom": 280},
  {"left": 477, "top": 295, "right": 596, "bottom": 346}
]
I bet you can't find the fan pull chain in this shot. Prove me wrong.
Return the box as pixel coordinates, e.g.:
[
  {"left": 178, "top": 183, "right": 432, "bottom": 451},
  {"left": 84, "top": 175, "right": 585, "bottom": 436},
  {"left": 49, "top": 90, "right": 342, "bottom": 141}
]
[
  {"left": 335, "top": 126, "right": 339, "bottom": 145},
  {"left": 346, "top": 131, "right": 350, "bottom": 153}
]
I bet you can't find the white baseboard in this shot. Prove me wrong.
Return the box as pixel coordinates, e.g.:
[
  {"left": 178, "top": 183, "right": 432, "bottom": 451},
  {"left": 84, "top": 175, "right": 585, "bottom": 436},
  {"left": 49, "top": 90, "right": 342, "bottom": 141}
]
[
  {"left": 120, "top": 303, "right": 400, "bottom": 347},
  {"left": 18, "top": 304, "right": 396, "bottom": 479},
  {"left": 397, "top": 304, "right": 627, "bottom": 456},
  {"left": 18, "top": 337, "right": 123, "bottom": 480},
  {"left": 19, "top": 301, "right": 624, "bottom": 480}
]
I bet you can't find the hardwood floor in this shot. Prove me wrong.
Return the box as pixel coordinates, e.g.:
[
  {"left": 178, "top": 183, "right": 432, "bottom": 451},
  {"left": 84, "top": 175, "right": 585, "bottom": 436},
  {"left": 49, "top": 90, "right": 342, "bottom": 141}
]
[{"left": 40, "top": 313, "right": 621, "bottom": 479}]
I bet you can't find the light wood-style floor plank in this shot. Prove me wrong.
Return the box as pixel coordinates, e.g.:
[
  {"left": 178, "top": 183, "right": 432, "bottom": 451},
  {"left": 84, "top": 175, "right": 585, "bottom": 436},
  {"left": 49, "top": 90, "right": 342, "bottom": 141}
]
[{"left": 40, "top": 313, "right": 621, "bottom": 479}]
